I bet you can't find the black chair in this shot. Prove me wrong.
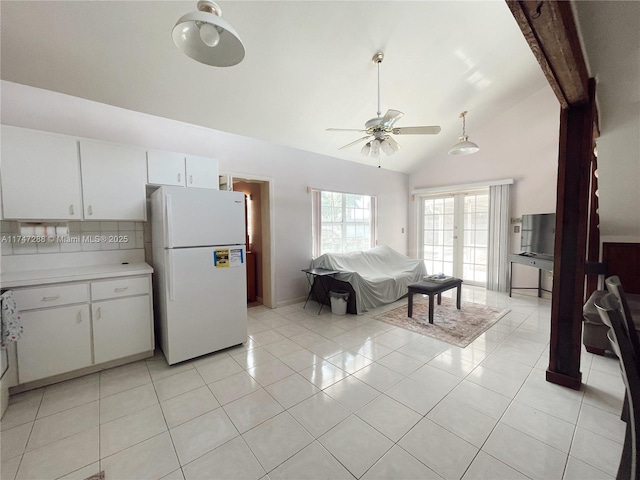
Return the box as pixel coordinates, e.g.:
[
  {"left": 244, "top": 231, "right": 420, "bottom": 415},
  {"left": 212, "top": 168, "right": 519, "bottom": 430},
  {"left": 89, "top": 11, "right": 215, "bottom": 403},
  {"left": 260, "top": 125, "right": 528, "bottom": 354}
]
[
  {"left": 596, "top": 293, "right": 640, "bottom": 480},
  {"left": 607, "top": 276, "right": 640, "bottom": 353},
  {"left": 606, "top": 275, "right": 640, "bottom": 426}
]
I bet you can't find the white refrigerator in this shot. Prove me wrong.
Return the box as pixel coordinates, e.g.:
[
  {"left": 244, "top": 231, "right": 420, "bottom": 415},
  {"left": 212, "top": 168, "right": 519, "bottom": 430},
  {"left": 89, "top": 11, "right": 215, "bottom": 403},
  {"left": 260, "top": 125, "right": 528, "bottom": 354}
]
[{"left": 150, "top": 186, "right": 248, "bottom": 365}]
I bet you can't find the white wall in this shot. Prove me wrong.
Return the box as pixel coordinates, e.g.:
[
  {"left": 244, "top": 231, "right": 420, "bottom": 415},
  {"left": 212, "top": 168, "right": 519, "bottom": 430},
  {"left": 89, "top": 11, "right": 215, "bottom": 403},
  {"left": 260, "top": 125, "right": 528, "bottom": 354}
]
[
  {"left": 596, "top": 101, "right": 640, "bottom": 239},
  {"left": 1, "top": 81, "right": 410, "bottom": 306},
  {"left": 574, "top": 1, "right": 640, "bottom": 239},
  {"left": 409, "top": 86, "right": 560, "bottom": 289}
]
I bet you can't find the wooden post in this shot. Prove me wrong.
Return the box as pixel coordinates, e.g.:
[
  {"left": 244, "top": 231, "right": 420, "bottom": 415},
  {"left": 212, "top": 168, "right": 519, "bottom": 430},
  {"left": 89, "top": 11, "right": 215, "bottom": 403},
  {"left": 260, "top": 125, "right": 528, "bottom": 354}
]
[
  {"left": 547, "top": 79, "right": 596, "bottom": 390},
  {"left": 507, "top": 1, "right": 600, "bottom": 390}
]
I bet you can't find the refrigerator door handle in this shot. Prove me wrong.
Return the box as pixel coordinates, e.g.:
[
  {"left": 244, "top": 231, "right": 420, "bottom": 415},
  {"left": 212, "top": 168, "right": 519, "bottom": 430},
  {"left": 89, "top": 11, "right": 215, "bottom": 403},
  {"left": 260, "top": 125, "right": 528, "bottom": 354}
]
[
  {"left": 165, "top": 194, "right": 174, "bottom": 248},
  {"left": 167, "top": 249, "right": 175, "bottom": 301}
]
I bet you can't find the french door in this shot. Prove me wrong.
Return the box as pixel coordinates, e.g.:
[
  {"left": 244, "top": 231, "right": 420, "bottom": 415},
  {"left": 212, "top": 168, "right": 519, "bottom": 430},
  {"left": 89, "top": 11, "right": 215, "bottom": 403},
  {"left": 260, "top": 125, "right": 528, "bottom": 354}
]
[{"left": 419, "top": 190, "right": 489, "bottom": 286}]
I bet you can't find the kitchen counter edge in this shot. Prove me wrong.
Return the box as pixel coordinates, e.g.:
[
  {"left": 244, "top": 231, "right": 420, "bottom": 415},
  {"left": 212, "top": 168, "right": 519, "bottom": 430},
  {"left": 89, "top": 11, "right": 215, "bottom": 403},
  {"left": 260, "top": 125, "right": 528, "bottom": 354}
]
[{"left": 0, "top": 263, "right": 154, "bottom": 289}]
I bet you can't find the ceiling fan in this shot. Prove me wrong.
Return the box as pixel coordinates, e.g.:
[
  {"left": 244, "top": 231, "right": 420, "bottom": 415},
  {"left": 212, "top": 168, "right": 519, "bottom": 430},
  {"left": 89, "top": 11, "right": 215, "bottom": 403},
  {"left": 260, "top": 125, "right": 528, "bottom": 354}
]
[{"left": 327, "top": 52, "right": 441, "bottom": 159}]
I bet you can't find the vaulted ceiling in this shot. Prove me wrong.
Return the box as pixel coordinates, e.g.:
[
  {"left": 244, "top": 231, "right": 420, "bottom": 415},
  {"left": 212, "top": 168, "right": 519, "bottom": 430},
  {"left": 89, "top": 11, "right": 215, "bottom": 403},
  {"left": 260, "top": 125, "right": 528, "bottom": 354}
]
[{"left": 1, "top": 1, "right": 548, "bottom": 173}]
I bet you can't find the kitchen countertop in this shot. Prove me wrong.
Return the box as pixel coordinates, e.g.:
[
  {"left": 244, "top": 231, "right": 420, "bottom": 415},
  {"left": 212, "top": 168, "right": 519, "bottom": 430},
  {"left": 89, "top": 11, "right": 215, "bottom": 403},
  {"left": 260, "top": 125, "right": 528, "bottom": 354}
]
[{"left": 0, "top": 262, "right": 153, "bottom": 288}]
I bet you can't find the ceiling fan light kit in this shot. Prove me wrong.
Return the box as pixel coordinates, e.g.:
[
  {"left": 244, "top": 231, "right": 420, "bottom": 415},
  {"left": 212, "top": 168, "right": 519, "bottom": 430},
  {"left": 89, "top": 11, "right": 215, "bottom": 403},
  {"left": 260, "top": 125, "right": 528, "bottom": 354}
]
[
  {"left": 327, "top": 51, "right": 441, "bottom": 162},
  {"left": 172, "top": 0, "right": 245, "bottom": 67},
  {"left": 449, "top": 111, "right": 480, "bottom": 155}
]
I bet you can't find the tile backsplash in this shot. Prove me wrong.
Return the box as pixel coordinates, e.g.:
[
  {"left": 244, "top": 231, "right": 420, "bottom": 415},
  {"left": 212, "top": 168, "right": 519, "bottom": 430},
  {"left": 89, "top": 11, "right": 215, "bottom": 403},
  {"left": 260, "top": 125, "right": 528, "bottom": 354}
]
[{"left": 0, "top": 221, "right": 148, "bottom": 256}]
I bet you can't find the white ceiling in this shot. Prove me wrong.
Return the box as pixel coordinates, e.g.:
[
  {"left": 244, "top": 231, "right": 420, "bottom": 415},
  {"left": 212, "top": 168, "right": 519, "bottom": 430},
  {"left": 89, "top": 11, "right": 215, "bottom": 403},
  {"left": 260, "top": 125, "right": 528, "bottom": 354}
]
[{"left": 0, "top": 1, "right": 548, "bottom": 173}]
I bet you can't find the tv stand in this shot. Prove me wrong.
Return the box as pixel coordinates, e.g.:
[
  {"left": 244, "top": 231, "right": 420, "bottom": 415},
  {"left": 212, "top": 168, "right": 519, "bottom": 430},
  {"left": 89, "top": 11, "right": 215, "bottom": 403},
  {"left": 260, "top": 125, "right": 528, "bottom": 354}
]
[{"left": 509, "top": 253, "right": 554, "bottom": 297}]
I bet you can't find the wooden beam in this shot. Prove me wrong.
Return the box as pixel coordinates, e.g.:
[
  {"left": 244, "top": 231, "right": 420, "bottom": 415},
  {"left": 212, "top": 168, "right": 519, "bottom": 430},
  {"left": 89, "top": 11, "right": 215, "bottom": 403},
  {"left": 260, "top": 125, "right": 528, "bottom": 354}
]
[
  {"left": 506, "top": 1, "right": 590, "bottom": 108},
  {"left": 547, "top": 78, "right": 596, "bottom": 390}
]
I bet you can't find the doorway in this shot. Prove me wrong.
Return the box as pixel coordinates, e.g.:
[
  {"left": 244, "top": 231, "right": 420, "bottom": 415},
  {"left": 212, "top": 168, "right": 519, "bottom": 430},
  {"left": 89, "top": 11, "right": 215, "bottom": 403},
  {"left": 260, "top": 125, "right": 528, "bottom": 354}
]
[
  {"left": 220, "top": 174, "right": 274, "bottom": 308},
  {"left": 418, "top": 189, "right": 489, "bottom": 286}
]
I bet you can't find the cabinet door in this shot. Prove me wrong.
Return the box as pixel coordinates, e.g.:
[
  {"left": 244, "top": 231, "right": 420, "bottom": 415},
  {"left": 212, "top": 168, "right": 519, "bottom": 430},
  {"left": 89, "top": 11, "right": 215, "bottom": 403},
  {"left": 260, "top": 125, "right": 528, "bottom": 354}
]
[
  {"left": 185, "top": 155, "right": 219, "bottom": 189},
  {"left": 92, "top": 296, "right": 153, "bottom": 364},
  {"left": 147, "top": 150, "right": 185, "bottom": 186},
  {"left": 80, "top": 140, "right": 147, "bottom": 220},
  {"left": 1, "top": 126, "right": 82, "bottom": 220},
  {"left": 17, "top": 305, "right": 92, "bottom": 383}
]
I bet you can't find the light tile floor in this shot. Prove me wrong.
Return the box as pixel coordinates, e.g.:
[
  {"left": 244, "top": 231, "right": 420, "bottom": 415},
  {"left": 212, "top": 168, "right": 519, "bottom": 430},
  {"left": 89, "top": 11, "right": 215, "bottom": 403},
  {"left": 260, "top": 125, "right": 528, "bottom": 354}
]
[{"left": 1, "top": 287, "right": 625, "bottom": 480}]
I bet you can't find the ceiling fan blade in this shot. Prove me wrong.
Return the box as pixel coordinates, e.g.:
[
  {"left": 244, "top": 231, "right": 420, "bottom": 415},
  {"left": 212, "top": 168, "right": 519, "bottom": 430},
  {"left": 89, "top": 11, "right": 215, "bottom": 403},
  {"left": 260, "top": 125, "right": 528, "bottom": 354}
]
[
  {"left": 326, "top": 128, "right": 368, "bottom": 132},
  {"left": 381, "top": 109, "right": 404, "bottom": 127},
  {"left": 392, "top": 126, "right": 442, "bottom": 135},
  {"left": 339, "top": 136, "right": 372, "bottom": 150},
  {"left": 384, "top": 135, "right": 401, "bottom": 152}
]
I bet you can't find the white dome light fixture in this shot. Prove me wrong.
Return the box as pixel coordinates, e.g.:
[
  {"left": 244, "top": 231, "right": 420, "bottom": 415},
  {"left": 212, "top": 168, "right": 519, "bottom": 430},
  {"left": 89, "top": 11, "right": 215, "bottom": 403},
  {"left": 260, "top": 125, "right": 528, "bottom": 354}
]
[
  {"left": 172, "top": 1, "right": 245, "bottom": 67},
  {"left": 449, "top": 111, "right": 480, "bottom": 155}
]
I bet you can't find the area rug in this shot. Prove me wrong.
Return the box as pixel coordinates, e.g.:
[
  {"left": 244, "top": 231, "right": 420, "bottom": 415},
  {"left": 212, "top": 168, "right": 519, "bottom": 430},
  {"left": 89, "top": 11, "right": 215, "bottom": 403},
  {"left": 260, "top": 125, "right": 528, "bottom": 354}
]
[{"left": 374, "top": 297, "right": 509, "bottom": 348}]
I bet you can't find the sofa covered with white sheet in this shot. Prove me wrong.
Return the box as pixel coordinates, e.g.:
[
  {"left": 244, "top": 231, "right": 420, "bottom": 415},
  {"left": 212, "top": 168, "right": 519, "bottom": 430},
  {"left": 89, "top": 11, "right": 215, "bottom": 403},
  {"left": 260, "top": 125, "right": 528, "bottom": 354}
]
[{"left": 309, "top": 245, "right": 428, "bottom": 314}]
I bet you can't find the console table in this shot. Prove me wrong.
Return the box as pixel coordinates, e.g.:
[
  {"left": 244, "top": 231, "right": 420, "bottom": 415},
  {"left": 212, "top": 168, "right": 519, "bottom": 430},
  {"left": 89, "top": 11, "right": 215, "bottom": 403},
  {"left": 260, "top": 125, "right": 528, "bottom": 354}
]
[{"left": 509, "top": 253, "right": 554, "bottom": 297}]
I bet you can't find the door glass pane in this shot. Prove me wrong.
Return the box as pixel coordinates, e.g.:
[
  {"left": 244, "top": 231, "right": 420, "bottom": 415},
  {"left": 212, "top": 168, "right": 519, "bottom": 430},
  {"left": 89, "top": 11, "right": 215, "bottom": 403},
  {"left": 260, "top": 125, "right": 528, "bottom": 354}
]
[
  {"left": 421, "top": 196, "right": 455, "bottom": 276},
  {"left": 461, "top": 192, "right": 489, "bottom": 285},
  {"left": 421, "top": 192, "right": 488, "bottom": 285}
]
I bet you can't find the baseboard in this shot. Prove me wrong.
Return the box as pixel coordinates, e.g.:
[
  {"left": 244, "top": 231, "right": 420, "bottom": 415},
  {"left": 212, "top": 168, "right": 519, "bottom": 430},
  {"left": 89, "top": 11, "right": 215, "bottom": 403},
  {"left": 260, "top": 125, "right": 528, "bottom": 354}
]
[
  {"left": 274, "top": 296, "right": 308, "bottom": 309},
  {"left": 546, "top": 368, "right": 582, "bottom": 390},
  {"left": 9, "top": 350, "right": 154, "bottom": 395}
]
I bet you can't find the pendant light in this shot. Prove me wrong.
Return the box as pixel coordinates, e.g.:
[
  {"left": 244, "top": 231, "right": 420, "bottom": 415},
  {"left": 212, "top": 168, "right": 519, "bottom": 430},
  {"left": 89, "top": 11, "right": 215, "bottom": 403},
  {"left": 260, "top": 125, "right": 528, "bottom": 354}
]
[
  {"left": 449, "top": 111, "right": 479, "bottom": 155},
  {"left": 172, "top": 1, "right": 245, "bottom": 67}
]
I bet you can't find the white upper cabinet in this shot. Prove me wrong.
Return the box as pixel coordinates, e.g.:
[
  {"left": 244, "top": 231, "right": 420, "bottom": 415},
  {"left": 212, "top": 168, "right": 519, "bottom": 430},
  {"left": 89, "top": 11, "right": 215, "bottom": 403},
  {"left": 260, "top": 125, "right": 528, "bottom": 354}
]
[
  {"left": 147, "top": 150, "right": 219, "bottom": 189},
  {"left": 1, "top": 126, "right": 82, "bottom": 220},
  {"left": 147, "top": 150, "right": 185, "bottom": 186},
  {"left": 80, "top": 140, "right": 147, "bottom": 220},
  {"left": 185, "top": 155, "right": 219, "bottom": 189}
]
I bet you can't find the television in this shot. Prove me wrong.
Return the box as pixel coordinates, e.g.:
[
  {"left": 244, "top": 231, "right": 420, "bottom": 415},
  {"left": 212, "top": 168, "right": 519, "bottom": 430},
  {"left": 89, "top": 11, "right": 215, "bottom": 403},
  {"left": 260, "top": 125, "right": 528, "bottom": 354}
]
[{"left": 520, "top": 213, "right": 556, "bottom": 258}]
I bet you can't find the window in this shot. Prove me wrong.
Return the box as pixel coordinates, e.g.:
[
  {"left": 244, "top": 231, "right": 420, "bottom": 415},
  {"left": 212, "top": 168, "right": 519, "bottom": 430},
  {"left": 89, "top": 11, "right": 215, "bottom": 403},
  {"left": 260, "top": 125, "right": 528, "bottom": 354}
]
[{"left": 312, "top": 189, "right": 377, "bottom": 257}]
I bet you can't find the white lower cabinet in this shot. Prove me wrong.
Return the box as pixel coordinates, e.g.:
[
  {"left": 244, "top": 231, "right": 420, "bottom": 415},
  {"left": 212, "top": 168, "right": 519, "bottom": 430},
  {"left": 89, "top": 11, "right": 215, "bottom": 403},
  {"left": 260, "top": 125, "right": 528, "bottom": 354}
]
[
  {"left": 14, "top": 274, "right": 153, "bottom": 385},
  {"left": 17, "top": 305, "right": 92, "bottom": 383},
  {"left": 92, "top": 296, "right": 152, "bottom": 364}
]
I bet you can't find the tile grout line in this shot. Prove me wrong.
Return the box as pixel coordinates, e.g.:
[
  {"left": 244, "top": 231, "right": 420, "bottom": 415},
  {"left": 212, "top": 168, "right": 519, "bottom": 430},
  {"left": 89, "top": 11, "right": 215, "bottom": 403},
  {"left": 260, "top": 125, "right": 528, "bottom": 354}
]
[
  {"left": 564, "top": 359, "right": 622, "bottom": 479},
  {"left": 457, "top": 344, "right": 552, "bottom": 480},
  {"left": 8, "top": 290, "right": 621, "bottom": 480},
  {"left": 11, "top": 388, "right": 44, "bottom": 480},
  {"left": 409, "top": 298, "right": 549, "bottom": 479}
]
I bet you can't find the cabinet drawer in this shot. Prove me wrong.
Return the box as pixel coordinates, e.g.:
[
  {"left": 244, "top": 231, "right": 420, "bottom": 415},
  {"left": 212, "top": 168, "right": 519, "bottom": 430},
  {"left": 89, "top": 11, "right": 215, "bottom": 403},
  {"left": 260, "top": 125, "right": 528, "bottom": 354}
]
[
  {"left": 91, "top": 276, "right": 149, "bottom": 301},
  {"left": 13, "top": 284, "right": 89, "bottom": 311}
]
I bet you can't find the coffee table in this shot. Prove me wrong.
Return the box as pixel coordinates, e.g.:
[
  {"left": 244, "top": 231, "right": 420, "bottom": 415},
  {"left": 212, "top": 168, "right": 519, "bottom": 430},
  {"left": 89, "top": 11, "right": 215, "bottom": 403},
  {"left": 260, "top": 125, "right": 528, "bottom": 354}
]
[{"left": 407, "top": 277, "right": 463, "bottom": 324}]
